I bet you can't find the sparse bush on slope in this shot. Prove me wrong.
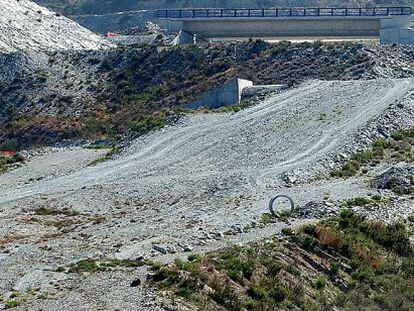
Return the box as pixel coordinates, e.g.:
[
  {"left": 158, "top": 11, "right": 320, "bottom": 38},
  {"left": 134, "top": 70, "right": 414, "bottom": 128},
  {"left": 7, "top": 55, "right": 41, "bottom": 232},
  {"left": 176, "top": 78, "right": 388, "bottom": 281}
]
[
  {"left": 149, "top": 210, "right": 414, "bottom": 311},
  {"left": 331, "top": 127, "right": 414, "bottom": 179}
]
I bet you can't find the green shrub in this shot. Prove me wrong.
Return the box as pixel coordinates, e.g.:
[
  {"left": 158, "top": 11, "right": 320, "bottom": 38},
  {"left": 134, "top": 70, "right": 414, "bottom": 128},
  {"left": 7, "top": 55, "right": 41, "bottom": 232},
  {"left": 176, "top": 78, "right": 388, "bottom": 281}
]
[
  {"left": 281, "top": 227, "right": 294, "bottom": 236},
  {"left": 393, "top": 185, "right": 410, "bottom": 196},
  {"left": 4, "top": 300, "right": 20, "bottom": 309},
  {"left": 372, "top": 139, "right": 385, "bottom": 149},
  {"left": 209, "top": 279, "right": 240, "bottom": 310},
  {"left": 0, "top": 139, "right": 17, "bottom": 151},
  {"left": 100, "top": 59, "right": 113, "bottom": 71},
  {"left": 261, "top": 213, "right": 272, "bottom": 224},
  {"left": 331, "top": 160, "right": 360, "bottom": 178},
  {"left": 130, "top": 114, "right": 166, "bottom": 135},
  {"left": 391, "top": 130, "right": 407, "bottom": 141},
  {"left": 314, "top": 276, "right": 327, "bottom": 290},
  {"left": 12, "top": 153, "right": 25, "bottom": 162},
  {"left": 297, "top": 236, "right": 318, "bottom": 252},
  {"left": 176, "top": 279, "right": 198, "bottom": 298},
  {"left": 371, "top": 194, "right": 382, "bottom": 202},
  {"left": 247, "top": 283, "right": 269, "bottom": 301},
  {"left": 188, "top": 254, "right": 202, "bottom": 262},
  {"left": 265, "top": 261, "right": 284, "bottom": 278},
  {"left": 301, "top": 224, "right": 317, "bottom": 236},
  {"left": 351, "top": 150, "right": 374, "bottom": 164},
  {"left": 67, "top": 259, "right": 102, "bottom": 273},
  {"left": 221, "top": 254, "right": 254, "bottom": 283},
  {"left": 360, "top": 221, "right": 412, "bottom": 256},
  {"left": 345, "top": 197, "right": 372, "bottom": 207},
  {"left": 329, "top": 262, "right": 340, "bottom": 278}
]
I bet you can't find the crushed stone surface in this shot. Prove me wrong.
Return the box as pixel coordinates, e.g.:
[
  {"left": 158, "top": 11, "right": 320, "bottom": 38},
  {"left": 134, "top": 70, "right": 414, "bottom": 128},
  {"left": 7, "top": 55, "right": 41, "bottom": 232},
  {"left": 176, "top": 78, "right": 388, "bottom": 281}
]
[{"left": 1, "top": 78, "right": 414, "bottom": 309}]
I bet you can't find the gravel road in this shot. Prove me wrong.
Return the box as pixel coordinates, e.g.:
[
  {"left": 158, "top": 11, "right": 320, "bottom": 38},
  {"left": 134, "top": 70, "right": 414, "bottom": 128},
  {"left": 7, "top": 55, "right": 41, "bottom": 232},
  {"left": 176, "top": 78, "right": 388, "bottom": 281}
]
[{"left": 0, "top": 78, "right": 413, "bottom": 310}]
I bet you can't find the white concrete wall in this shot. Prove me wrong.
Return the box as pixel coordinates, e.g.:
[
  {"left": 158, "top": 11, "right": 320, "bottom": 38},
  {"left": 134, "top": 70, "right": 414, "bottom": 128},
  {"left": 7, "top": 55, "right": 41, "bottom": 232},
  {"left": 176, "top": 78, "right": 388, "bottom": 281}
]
[
  {"left": 186, "top": 78, "right": 253, "bottom": 109},
  {"left": 172, "top": 29, "right": 195, "bottom": 45}
]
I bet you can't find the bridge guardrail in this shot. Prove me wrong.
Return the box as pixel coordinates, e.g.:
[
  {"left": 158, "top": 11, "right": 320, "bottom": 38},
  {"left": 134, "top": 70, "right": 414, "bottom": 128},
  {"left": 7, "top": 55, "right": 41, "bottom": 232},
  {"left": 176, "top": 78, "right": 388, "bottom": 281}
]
[{"left": 156, "top": 7, "right": 412, "bottom": 19}]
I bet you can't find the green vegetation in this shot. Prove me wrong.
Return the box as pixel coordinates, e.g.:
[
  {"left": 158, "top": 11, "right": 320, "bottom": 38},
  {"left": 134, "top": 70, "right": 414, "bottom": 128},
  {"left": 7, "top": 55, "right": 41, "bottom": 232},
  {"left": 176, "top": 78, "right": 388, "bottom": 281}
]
[
  {"left": 314, "top": 275, "right": 327, "bottom": 290},
  {"left": 318, "top": 113, "right": 327, "bottom": 122},
  {"left": 9, "top": 292, "right": 19, "bottom": 299},
  {"left": 276, "top": 210, "right": 292, "bottom": 222},
  {"left": 4, "top": 300, "right": 20, "bottom": 309},
  {"left": 150, "top": 210, "right": 414, "bottom": 310},
  {"left": 332, "top": 129, "right": 414, "bottom": 178},
  {"left": 281, "top": 227, "right": 294, "bottom": 236},
  {"left": 1, "top": 41, "right": 379, "bottom": 149},
  {"left": 343, "top": 196, "right": 381, "bottom": 207},
  {"left": 130, "top": 113, "right": 166, "bottom": 135},
  {"left": 34, "top": 207, "right": 80, "bottom": 216},
  {"left": 0, "top": 139, "right": 18, "bottom": 151},
  {"left": 260, "top": 213, "right": 272, "bottom": 224},
  {"left": 0, "top": 152, "right": 25, "bottom": 173}
]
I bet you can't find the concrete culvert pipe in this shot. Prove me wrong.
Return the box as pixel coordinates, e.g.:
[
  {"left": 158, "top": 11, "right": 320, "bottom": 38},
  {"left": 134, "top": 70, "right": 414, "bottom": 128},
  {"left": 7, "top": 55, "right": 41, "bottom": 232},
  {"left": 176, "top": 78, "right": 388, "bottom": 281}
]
[{"left": 269, "top": 195, "right": 295, "bottom": 217}]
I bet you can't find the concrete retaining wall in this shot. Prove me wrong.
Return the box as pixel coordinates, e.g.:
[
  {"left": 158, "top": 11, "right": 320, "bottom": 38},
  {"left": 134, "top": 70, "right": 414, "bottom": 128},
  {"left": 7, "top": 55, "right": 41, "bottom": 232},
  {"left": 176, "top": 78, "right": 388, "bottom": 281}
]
[{"left": 186, "top": 78, "right": 253, "bottom": 109}]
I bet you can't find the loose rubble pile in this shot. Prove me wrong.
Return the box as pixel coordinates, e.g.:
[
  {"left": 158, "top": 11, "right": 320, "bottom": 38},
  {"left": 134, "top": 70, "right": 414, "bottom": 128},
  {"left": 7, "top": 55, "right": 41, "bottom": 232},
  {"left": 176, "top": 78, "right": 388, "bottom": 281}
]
[
  {"left": 121, "top": 22, "right": 163, "bottom": 36},
  {"left": 354, "top": 196, "right": 414, "bottom": 224},
  {"left": 294, "top": 201, "right": 341, "bottom": 219},
  {"left": 375, "top": 164, "right": 414, "bottom": 193}
]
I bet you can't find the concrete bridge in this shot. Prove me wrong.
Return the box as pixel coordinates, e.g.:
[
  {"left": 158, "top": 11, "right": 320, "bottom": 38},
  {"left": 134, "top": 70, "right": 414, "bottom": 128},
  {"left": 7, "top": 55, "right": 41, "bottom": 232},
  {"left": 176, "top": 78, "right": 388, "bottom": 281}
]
[{"left": 156, "top": 7, "right": 414, "bottom": 44}]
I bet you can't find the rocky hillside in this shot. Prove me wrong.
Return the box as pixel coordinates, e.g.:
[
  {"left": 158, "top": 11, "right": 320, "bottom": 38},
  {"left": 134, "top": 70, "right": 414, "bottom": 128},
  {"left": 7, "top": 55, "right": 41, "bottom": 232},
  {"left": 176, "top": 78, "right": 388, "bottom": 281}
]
[
  {"left": 0, "top": 0, "right": 111, "bottom": 53},
  {"left": 150, "top": 210, "right": 414, "bottom": 310},
  {"left": 2, "top": 40, "right": 414, "bottom": 149}
]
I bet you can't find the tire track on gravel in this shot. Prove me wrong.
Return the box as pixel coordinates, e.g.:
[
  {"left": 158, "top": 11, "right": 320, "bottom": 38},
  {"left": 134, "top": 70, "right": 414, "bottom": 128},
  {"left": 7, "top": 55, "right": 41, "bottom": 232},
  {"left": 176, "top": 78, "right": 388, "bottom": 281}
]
[
  {"left": 0, "top": 79, "right": 412, "bottom": 204},
  {"left": 255, "top": 79, "right": 412, "bottom": 187}
]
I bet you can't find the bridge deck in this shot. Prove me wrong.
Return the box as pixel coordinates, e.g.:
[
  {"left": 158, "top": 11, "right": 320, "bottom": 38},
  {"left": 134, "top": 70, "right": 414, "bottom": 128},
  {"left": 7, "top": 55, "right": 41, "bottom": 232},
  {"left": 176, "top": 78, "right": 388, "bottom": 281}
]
[{"left": 157, "top": 7, "right": 412, "bottom": 19}]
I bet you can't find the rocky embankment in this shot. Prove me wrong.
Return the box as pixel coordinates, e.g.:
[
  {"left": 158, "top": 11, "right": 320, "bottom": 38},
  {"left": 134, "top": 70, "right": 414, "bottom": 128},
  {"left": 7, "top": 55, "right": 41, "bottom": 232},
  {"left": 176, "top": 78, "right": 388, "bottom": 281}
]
[{"left": 3, "top": 40, "right": 414, "bottom": 149}]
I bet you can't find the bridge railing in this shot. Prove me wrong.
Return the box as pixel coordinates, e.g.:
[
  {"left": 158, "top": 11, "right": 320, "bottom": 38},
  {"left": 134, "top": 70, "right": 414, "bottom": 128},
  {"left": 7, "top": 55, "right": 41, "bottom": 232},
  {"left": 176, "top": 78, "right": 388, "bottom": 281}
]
[{"left": 156, "top": 7, "right": 412, "bottom": 19}]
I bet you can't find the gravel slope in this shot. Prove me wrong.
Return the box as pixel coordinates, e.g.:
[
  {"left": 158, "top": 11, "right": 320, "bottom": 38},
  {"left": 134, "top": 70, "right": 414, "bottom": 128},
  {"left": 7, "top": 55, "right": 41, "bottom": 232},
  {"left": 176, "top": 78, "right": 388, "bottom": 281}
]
[
  {"left": 1, "top": 78, "right": 412, "bottom": 203},
  {"left": 0, "top": 78, "right": 413, "bottom": 309},
  {"left": 0, "top": 0, "right": 112, "bottom": 52}
]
